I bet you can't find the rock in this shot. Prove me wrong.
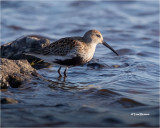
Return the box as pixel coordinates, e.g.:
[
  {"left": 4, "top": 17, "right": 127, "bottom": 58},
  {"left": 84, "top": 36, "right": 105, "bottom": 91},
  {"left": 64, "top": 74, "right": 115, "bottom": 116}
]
[
  {"left": 0, "top": 35, "right": 51, "bottom": 69},
  {"left": 0, "top": 35, "right": 50, "bottom": 58},
  {"left": 0, "top": 58, "right": 39, "bottom": 89},
  {"left": 87, "top": 63, "right": 109, "bottom": 69},
  {"left": 112, "top": 65, "right": 120, "bottom": 68},
  {"left": 1, "top": 97, "right": 18, "bottom": 104}
]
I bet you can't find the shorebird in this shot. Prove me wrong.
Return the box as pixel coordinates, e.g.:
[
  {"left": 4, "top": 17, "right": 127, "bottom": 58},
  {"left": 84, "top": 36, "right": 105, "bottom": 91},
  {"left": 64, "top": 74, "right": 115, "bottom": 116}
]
[{"left": 26, "top": 30, "right": 118, "bottom": 77}]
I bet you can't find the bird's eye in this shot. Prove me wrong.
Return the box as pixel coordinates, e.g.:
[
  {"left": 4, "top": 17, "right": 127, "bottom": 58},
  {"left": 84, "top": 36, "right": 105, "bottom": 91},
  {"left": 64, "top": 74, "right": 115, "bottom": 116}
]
[{"left": 96, "top": 34, "right": 101, "bottom": 38}]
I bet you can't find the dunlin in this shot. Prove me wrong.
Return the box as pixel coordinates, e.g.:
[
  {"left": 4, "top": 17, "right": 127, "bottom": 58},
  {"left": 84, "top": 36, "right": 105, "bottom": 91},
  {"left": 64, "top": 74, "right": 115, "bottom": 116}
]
[{"left": 27, "top": 30, "right": 118, "bottom": 77}]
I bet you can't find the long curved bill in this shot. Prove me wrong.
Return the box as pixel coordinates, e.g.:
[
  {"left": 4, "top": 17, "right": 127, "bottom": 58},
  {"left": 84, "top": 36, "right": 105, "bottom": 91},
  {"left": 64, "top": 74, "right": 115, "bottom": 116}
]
[{"left": 102, "top": 41, "right": 119, "bottom": 56}]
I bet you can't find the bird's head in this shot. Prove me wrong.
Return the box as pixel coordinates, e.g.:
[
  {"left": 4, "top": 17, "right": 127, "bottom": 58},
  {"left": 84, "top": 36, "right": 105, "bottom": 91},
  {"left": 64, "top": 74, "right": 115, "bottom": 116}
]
[{"left": 83, "top": 30, "right": 119, "bottom": 56}]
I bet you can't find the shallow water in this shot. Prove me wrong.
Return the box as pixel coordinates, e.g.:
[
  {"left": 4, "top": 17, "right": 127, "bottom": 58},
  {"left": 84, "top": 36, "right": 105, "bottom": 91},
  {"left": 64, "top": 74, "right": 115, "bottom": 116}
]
[{"left": 1, "top": 0, "right": 159, "bottom": 127}]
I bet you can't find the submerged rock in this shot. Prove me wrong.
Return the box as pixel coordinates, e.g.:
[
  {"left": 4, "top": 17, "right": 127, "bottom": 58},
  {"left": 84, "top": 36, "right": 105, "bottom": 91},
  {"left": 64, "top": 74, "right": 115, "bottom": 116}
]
[
  {"left": 0, "top": 58, "right": 40, "bottom": 89},
  {"left": 0, "top": 35, "right": 51, "bottom": 69},
  {"left": 1, "top": 97, "right": 18, "bottom": 104},
  {"left": 87, "top": 62, "right": 109, "bottom": 69}
]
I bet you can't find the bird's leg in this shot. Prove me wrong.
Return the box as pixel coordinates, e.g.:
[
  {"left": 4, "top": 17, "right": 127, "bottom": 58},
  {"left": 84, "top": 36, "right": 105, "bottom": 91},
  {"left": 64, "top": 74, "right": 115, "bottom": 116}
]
[
  {"left": 63, "top": 76, "right": 66, "bottom": 82},
  {"left": 64, "top": 67, "right": 68, "bottom": 77},
  {"left": 58, "top": 66, "right": 62, "bottom": 77}
]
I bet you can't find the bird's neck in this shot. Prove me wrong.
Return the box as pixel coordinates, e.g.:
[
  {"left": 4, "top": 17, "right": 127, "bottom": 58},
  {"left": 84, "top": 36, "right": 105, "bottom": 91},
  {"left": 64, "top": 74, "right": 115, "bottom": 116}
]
[
  {"left": 80, "top": 42, "right": 97, "bottom": 63},
  {"left": 87, "top": 42, "right": 97, "bottom": 49}
]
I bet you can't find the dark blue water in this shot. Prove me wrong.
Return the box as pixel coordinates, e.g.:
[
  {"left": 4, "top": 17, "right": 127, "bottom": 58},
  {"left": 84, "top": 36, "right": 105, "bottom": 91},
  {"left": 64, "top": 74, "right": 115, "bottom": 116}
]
[{"left": 1, "top": 0, "right": 159, "bottom": 127}]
